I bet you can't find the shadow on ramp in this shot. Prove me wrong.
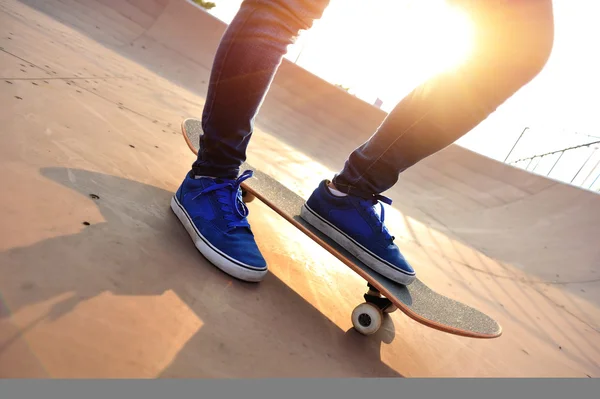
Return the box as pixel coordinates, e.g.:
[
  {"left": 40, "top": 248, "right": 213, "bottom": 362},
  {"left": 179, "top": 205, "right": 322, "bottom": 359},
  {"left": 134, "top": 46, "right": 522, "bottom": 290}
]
[{"left": 0, "top": 166, "right": 401, "bottom": 377}]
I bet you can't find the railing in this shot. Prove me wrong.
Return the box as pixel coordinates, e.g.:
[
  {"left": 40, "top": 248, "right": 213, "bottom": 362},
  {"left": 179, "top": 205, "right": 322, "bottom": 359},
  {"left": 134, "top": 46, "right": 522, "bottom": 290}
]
[{"left": 504, "top": 129, "right": 600, "bottom": 192}]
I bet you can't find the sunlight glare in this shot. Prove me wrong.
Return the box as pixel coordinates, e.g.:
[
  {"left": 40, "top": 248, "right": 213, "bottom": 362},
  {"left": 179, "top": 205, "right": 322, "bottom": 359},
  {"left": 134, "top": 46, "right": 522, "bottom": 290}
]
[
  {"left": 405, "top": 0, "right": 475, "bottom": 73},
  {"left": 290, "top": 0, "right": 475, "bottom": 108}
]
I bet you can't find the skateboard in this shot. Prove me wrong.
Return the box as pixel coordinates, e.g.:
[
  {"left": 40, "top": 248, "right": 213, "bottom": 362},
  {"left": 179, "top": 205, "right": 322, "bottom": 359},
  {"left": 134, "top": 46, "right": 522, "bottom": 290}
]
[{"left": 180, "top": 118, "right": 502, "bottom": 338}]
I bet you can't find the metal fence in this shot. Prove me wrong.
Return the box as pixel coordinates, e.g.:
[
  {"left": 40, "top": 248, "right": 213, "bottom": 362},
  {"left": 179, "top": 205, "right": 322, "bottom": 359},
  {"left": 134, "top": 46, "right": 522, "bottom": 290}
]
[{"left": 504, "top": 128, "right": 600, "bottom": 193}]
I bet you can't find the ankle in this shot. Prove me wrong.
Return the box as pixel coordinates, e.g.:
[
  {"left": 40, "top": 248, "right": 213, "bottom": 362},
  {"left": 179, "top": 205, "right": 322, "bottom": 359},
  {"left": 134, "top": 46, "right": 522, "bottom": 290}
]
[
  {"left": 191, "top": 172, "right": 217, "bottom": 180},
  {"left": 327, "top": 181, "right": 347, "bottom": 197}
]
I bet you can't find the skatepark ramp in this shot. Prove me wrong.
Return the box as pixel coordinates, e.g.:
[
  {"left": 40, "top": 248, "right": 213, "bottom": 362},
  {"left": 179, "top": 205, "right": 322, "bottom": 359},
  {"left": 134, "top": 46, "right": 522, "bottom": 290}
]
[
  {"left": 1, "top": 0, "right": 599, "bottom": 378},
  {"left": 20, "top": 0, "right": 389, "bottom": 134}
]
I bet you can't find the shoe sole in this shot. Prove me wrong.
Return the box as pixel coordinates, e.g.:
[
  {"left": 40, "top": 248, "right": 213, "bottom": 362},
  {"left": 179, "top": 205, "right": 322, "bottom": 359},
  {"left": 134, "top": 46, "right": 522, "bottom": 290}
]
[
  {"left": 171, "top": 195, "right": 267, "bottom": 282},
  {"left": 300, "top": 203, "right": 416, "bottom": 285}
]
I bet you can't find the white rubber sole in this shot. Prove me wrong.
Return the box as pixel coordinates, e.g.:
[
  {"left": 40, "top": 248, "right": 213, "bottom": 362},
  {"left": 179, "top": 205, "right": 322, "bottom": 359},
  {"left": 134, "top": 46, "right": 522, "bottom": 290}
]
[
  {"left": 300, "top": 203, "right": 416, "bottom": 285},
  {"left": 171, "top": 195, "right": 267, "bottom": 282}
]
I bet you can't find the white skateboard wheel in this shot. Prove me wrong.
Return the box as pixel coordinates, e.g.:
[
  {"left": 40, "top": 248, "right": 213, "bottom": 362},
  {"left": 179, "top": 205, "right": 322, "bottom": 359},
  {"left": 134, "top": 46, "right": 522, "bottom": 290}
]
[
  {"left": 351, "top": 302, "right": 382, "bottom": 335},
  {"left": 383, "top": 303, "right": 397, "bottom": 313}
]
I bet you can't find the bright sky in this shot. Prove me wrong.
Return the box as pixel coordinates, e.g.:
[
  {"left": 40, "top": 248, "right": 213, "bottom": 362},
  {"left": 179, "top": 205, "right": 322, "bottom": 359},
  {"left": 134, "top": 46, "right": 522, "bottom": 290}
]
[{"left": 206, "top": 0, "right": 600, "bottom": 190}]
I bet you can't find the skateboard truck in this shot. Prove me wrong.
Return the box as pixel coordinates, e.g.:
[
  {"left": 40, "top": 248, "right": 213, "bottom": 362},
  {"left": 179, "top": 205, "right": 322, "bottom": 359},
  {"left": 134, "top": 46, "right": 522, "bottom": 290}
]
[
  {"left": 241, "top": 188, "right": 255, "bottom": 203},
  {"left": 351, "top": 283, "right": 398, "bottom": 335}
]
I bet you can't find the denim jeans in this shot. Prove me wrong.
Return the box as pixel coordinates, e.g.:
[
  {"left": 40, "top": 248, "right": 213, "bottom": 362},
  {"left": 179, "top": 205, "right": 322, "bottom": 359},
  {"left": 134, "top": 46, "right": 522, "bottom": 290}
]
[{"left": 192, "top": 0, "right": 554, "bottom": 199}]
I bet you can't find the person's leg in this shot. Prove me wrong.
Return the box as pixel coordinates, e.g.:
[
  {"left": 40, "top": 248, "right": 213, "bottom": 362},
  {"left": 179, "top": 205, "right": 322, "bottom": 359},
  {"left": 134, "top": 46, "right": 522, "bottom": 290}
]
[
  {"left": 173, "top": 0, "right": 330, "bottom": 282},
  {"left": 193, "top": 0, "right": 330, "bottom": 179},
  {"left": 333, "top": 0, "right": 554, "bottom": 197},
  {"left": 302, "top": 0, "right": 554, "bottom": 285}
]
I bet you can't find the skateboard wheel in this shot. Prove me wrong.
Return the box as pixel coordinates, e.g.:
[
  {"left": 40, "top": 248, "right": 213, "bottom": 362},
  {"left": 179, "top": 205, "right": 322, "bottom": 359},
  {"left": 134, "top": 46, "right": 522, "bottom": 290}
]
[
  {"left": 241, "top": 189, "right": 255, "bottom": 203},
  {"left": 351, "top": 303, "right": 382, "bottom": 335},
  {"left": 383, "top": 304, "right": 397, "bottom": 313}
]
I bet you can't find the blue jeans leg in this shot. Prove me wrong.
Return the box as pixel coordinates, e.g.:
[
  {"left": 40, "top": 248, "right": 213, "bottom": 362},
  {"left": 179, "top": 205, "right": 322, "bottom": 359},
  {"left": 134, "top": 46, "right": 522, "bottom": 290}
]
[
  {"left": 192, "top": 0, "right": 554, "bottom": 197},
  {"left": 192, "top": 0, "right": 330, "bottom": 179},
  {"left": 332, "top": 0, "right": 555, "bottom": 198}
]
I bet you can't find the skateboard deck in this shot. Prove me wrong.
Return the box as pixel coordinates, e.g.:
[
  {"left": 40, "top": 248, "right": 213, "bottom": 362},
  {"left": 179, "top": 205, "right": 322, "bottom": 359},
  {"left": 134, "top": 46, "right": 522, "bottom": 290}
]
[{"left": 180, "top": 118, "right": 502, "bottom": 339}]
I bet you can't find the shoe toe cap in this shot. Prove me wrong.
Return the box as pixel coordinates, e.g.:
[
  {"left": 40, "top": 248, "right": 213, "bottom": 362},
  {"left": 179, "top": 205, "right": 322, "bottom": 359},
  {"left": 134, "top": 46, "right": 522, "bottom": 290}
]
[
  {"left": 227, "top": 242, "right": 267, "bottom": 270},
  {"left": 203, "top": 226, "right": 267, "bottom": 270},
  {"left": 380, "top": 244, "right": 415, "bottom": 275}
]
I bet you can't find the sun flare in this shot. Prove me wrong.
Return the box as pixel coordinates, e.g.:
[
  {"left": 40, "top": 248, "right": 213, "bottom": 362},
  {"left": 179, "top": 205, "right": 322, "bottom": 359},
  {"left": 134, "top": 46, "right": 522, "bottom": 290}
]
[{"left": 289, "top": 0, "right": 475, "bottom": 107}]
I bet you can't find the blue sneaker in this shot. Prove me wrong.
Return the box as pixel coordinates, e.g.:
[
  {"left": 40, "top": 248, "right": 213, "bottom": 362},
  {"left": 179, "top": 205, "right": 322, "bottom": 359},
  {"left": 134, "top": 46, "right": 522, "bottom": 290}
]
[
  {"left": 300, "top": 180, "right": 416, "bottom": 285},
  {"left": 170, "top": 170, "right": 267, "bottom": 282}
]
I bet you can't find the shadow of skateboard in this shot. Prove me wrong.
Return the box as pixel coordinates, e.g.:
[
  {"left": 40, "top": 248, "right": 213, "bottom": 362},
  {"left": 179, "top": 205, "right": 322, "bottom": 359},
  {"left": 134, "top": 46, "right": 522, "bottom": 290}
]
[{"left": 179, "top": 118, "right": 501, "bottom": 339}]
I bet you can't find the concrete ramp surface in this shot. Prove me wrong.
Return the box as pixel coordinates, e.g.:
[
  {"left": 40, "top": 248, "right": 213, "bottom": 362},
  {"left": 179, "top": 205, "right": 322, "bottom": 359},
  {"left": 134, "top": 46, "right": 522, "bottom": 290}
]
[{"left": 1, "top": 0, "right": 599, "bottom": 377}]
